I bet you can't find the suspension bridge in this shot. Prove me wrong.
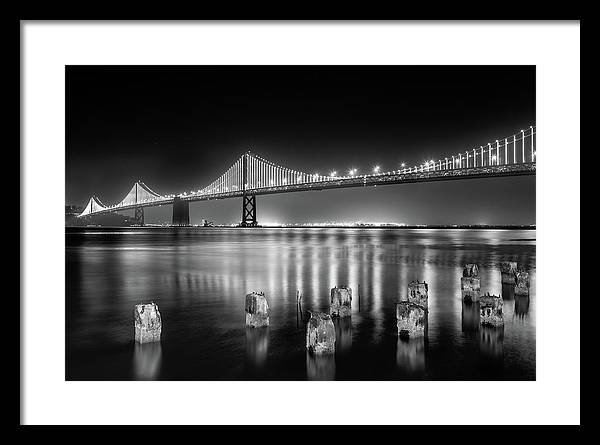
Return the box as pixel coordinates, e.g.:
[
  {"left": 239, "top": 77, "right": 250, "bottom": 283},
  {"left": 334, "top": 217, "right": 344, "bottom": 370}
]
[{"left": 78, "top": 126, "right": 536, "bottom": 226}]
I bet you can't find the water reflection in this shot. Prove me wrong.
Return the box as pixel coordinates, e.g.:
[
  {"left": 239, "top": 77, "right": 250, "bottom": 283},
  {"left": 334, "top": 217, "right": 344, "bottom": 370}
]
[
  {"left": 306, "top": 352, "right": 336, "bottom": 380},
  {"left": 514, "top": 295, "right": 530, "bottom": 318},
  {"left": 502, "top": 283, "right": 515, "bottom": 300},
  {"left": 480, "top": 326, "right": 504, "bottom": 364},
  {"left": 396, "top": 337, "right": 426, "bottom": 376},
  {"left": 133, "top": 342, "right": 162, "bottom": 380},
  {"left": 67, "top": 228, "right": 536, "bottom": 381},
  {"left": 462, "top": 301, "right": 480, "bottom": 333},
  {"left": 245, "top": 327, "right": 269, "bottom": 371},
  {"left": 334, "top": 317, "right": 352, "bottom": 354}
]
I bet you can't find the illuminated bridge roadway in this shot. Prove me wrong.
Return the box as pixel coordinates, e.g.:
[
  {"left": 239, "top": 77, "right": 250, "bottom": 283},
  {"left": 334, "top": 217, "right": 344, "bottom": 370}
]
[{"left": 78, "top": 126, "right": 536, "bottom": 226}]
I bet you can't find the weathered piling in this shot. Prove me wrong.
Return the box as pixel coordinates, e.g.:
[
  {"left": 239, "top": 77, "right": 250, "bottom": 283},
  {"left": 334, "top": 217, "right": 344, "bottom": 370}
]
[
  {"left": 461, "top": 263, "right": 481, "bottom": 302},
  {"left": 329, "top": 285, "right": 352, "bottom": 317},
  {"left": 296, "top": 290, "right": 303, "bottom": 325},
  {"left": 306, "top": 312, "right": 336, "bottom": 354},
  {"left": 479, "top": 293, "right": 504, "bottom": 327},
  {"left": 500, "top": 261, "right": 518, "bottom": 285},
  {"left": 463, "top": 263, "right": 479, "bottom": 277},
  {"left": 405, "top": 280, "right": 429, "bottom": 309},
  {"left": 245, "top": 292, "right": 270, "bottom": 328},
  {"left": 396, "top": 301, "right": 427, "bottom": 338},
  {"left": 515, "top": 271, "right": 530, "bottom": 297},
  {"left": 134, "top": 302, "right": 162, "bottom": 344}
]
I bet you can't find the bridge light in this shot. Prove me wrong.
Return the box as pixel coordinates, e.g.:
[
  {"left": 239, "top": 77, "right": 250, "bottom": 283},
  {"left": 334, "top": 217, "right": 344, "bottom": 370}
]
[
  {"left": 401, "top": 163, "right": 405, "bottom": 167},
  {"left": 330, "top": 171, "right": 337, "bottom": 177},
  {"left": 373, "top": 165, "right": 380, "bottom": 173}
]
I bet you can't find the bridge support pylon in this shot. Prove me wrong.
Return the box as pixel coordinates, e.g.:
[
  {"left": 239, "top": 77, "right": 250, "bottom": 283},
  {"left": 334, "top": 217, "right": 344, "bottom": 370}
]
[
  {"left": 172, "top": 196, "right": 190, "bottom": 226},
  {"left": 240, "top": 194, "right": 258, "bottom": 227},
  {"left": 133, "top": 207, "right": 145, "bottom": 226}
]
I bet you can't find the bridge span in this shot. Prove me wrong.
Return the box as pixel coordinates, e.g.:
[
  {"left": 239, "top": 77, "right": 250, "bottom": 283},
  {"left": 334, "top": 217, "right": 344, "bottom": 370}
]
[{"left": 78, "top": 126, "right": 536, "bottom": 226}]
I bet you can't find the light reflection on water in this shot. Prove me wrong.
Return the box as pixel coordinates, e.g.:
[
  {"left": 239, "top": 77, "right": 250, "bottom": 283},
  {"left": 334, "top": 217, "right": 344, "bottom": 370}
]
[{"left": 66, "top": 227, "right": 535, "bottom": 380}]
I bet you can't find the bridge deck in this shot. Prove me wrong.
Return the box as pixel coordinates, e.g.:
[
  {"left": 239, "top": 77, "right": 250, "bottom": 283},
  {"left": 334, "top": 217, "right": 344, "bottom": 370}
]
[{"left": 88, "top": 163, "right": 535, "bottom": 216}]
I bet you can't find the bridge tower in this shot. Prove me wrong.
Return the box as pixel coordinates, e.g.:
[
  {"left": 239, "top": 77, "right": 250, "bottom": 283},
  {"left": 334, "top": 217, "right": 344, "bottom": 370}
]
[
  {"left": 240, "top": 151, "right": 258, "bottom": 227},
  {"left": 134, "top": 207, "right": 144, "bottom": 225},
  {"left": 172, "top": 196, "right": 190, "bottom": 226},
  {"left": 133, "top": 182, "right": 144, "bottom": 226}
]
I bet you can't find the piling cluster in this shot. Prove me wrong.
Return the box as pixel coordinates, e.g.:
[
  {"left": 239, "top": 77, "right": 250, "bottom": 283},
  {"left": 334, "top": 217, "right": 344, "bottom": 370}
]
[
  {"left": 128, "top": 259, "right": 531, "bottom": 377},
  {"left": 457, "top": 261, "right": 532, "bottom": 329}
]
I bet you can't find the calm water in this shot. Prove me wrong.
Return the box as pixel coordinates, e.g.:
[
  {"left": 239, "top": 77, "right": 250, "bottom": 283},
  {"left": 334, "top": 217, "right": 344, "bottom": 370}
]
[{"left": 66, "top": 228, "right": 535, "bottom": 380}]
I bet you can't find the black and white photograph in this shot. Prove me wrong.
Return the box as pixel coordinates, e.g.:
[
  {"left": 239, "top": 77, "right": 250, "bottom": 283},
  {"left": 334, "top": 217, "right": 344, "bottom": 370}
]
[
  {"left": 21, "top": 20, "right": 580, "bottom": 426},
  {"left": 66, "top": 65, "right": 536, "bottom": 381}
]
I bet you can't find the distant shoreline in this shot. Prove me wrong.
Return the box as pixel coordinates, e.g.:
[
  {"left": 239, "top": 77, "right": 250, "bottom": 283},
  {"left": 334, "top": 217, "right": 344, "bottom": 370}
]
[{"left": 66, "top": 224, "right": 536, "bottom": 230}]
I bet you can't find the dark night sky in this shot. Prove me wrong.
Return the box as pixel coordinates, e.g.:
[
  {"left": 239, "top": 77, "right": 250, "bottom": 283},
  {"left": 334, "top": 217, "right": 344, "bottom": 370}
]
[{"left": 66, "top": 66, "right": 535, "bottom": 225}]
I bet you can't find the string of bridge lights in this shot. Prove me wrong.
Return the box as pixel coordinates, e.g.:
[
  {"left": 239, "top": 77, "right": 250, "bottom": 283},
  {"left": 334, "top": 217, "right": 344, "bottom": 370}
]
[{"left": 80, "top": 125, "right": 535, "bottom": 215}]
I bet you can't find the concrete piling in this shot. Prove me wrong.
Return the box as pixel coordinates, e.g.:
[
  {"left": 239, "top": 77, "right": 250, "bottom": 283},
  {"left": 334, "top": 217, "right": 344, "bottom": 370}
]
[
  {"left": 463, "top": 263, "right": 479, "bottom": 277},
  {"left": 306, "top": 312, "right": 336, "bottom": 354},
  {"left": 134, "top": 302, "right": 162, "bottom": 344},
  {"left": 245, "top": 292, "right": 270, "bottom": 328},
  {"left": 500, "top": 261, "right": 518, "bottom": 285},
  {"left": 405, "top": 280, "right": 429, "bottom": 309},
  {"left": 515, "top": 271, "right": 530, "bottom": 297},
  {"left": 396, "top": 301, "right": 427, "bottom": 338},
  {"left": 479, "top": 293, "right": 504, "bottom": 327},
  {"left": 461, "top": 263, "right": 481, "bottom": 302},
  {"left": 329, "top": 285, "right": 352, "bottom": 317}
]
